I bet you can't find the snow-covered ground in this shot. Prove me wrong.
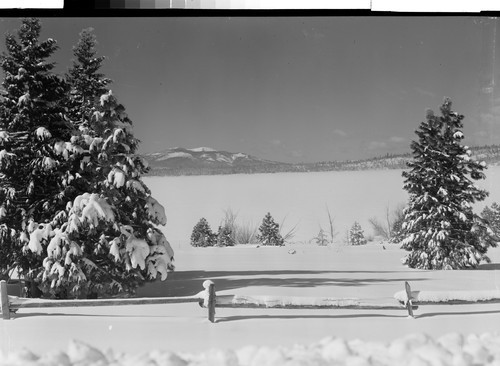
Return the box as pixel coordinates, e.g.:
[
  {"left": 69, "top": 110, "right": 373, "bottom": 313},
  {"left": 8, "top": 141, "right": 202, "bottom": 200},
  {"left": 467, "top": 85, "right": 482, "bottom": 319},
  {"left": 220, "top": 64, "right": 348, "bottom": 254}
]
[
  {"left": 2, "top": 244, "right": 500, "bottom": 365},
  {"left": 1, "top": 168, "right": 500, "bottom": 365}
]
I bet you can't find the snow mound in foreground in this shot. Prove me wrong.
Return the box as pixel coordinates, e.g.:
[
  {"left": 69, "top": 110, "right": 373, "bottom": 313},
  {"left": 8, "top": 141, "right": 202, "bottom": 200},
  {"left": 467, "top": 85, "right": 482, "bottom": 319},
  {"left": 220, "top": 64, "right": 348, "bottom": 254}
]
[{"left": 1, "top": 332, "right": 500, "bottom": 366}]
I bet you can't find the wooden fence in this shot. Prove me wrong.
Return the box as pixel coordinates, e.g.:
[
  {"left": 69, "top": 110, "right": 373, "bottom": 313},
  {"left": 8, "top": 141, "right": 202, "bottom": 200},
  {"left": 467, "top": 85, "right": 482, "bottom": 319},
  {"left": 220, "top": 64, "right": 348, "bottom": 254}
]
[{"left": 2, "top": 280, "right": 500, "bottom": 322}]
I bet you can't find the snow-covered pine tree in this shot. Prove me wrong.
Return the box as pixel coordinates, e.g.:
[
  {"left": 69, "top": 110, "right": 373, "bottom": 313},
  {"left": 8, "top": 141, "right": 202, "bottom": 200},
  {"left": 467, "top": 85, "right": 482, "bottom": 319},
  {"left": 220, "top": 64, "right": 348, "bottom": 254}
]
[
  {"left": 1, "top": 20, "right": 174, "bottom": 298},
  {"left": 216, "top": 225, "right": 235, "bottom": 247},
  {"left": 0, "top": 19, "right": 78, "bottom": 288},
  {"left": 389, "top": 206, "right": 406, "bottom": 244},
  {"left": 313, "top": 228, "right": 329, "bottom": 246},
  {"left": 40, "top": 89, "right": 174, "bottom": 298},
  {"left": 191, "top": 218, "right": 216, "bottom": 247},
  {"left": 66, "top": 28, "right": 110, "bottom": 127},
  {"left": 257, "top": 212, "right": 284, "bottom": 246},
  {"left": 348, "top": 222, "right": 367, "bottom": 246},
  {"left": 481, "top": 203, "right": 500, "bottom": 237},
  {"left": 37, "top": 27, "right": 174, "bottom": 299},
  {"left": 399, "top": 98, "right": 497, "bottom": 269}
]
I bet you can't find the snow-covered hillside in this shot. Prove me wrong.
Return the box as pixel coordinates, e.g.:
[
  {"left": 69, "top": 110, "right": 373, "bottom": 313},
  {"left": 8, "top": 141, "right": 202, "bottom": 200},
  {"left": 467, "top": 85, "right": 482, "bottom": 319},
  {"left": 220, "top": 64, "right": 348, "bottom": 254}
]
[
  {"left": 143, "top": 147, "right": 284, "bottom": 175},
  {"left": 143, "top": 145, "right": 500, "bottom": 176}
]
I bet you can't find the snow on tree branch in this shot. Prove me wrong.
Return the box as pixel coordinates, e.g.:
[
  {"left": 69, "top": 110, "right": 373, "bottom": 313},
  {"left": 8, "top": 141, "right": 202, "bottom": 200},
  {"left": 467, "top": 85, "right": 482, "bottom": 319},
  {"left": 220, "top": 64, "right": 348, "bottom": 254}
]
[
  {"left": 71, "top": 193, "right": 115, "bottom": 227},
  {"left": 145, "top": 196, "right": 167, "bottom": 226}
]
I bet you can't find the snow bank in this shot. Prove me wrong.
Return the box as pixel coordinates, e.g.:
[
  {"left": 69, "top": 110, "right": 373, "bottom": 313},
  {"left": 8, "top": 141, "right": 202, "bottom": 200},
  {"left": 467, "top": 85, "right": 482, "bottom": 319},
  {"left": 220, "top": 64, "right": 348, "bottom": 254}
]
[
  {"left": 394, "top": 289, "right": 500, "bottom": 304},
  {"left": 226, "top": 295, "right": 363, "bottom": 308},
  {"left": 2, "top": 333, "right": 499, "bottom": 366}
]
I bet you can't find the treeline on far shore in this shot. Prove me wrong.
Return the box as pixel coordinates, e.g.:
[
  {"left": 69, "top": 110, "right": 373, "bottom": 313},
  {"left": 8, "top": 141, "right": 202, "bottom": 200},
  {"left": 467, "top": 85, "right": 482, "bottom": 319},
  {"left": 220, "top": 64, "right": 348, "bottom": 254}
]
[{"left": 144, "top": 144, "right": 500, "bottom": 177}]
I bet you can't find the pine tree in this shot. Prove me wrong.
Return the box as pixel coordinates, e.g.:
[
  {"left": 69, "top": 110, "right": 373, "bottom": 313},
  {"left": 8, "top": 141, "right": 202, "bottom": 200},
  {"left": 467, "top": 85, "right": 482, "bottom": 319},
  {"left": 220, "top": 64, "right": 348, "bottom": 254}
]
[
  {"left": 399, "top": 98, "right": 497, "bottom": 269},
  {"left": 216, "top": 225, "right": 235, "bottom": 247},
  {"left": 313, "top": 228, "right": 329, "bottom": 246},
  {"left": 481, "top": 203, "right": 500, "bottom": 237},
  {"left": 66, "top": 28, "right": 110, "bottom": 126},
  {"left": 390, "top": 207, "right": 406, "bottom": 244},
  {"left": 257, "top": 212, "right": 284, "bottom": 246},
  {"left": 191, "top": 218, "right": 216, "bottom": 247},
  {"left": 0, "top": 18, "right": 76, "bottom": 287},
  {"left": 0, "top": 20, "right": 174, "bottom": 298},
  {"left": 348, "top": 222, "right": 367, "bottom": 246},
  {"left": 40, "top": 90, "right": 174, "bottom": 298},
  {"left": 39, "top": 27, "right": 174, "bottom": 299}
]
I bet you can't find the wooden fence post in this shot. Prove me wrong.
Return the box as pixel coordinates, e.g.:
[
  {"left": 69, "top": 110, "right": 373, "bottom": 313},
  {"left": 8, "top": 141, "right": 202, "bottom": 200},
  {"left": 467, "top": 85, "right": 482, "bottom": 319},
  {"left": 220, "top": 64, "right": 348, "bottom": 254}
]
[
  {"left": 404, "top": 281, "right": 414, "bottom": 318},
  {"left": 1, "top": 280, "right": 10, "bottom": 320},
  {"left": 207, "top": 281, "right": 216, "bottom": 323}
]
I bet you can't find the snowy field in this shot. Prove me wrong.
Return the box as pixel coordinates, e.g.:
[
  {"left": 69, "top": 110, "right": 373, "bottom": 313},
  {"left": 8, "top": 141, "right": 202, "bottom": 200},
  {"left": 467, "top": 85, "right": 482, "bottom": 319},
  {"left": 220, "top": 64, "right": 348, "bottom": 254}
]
[
  {"left": 1, "top": 168, "right": 500, "bottom": 365},
  {"left": 2, "top": 244, "right": 500, "bottom": 365}
]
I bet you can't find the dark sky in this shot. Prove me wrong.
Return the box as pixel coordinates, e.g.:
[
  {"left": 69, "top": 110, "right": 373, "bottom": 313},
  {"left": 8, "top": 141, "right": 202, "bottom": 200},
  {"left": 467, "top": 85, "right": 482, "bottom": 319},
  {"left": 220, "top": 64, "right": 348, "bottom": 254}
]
[{"left": 1, "top": 17, "right": 499, "bottom": 163}]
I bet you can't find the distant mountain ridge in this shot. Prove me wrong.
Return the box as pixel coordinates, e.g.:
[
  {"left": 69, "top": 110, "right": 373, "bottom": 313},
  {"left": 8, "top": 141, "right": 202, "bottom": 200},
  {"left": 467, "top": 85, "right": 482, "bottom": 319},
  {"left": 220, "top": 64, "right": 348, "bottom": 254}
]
[
  {"left": 143, "top": 145, "right": 500, "bottom": 176},
  {"left": 143, "top": 147, "right": 284, "bottom": 175}
]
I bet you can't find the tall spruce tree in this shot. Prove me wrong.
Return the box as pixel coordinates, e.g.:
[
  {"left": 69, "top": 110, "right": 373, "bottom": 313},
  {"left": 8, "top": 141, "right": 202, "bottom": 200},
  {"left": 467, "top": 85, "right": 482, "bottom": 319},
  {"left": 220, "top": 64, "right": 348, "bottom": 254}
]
[
  {"left": 0, "top": 20, "right": 174, "bottom": 298},
  {"left": 36, "top": 28, "right": 175, "bottom": 298},
  {"left": 0, "top": 18, "right": 76, "bottom": 284},
  {"left": 66, "top": 28, "right": 110, "bottom": 128},
  {"left": 40, "top": 89, "right": 174, "bottom": 298},
  {"left": 400, "top": 98, "right": 497, "bottom": 269}
]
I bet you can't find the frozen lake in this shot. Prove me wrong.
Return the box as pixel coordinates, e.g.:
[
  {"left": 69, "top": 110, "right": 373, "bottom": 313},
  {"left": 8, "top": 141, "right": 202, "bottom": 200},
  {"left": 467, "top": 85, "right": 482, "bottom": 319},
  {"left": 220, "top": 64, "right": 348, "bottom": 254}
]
[{"left": 144, "top": 166, "right": 500, "bottom": 246}]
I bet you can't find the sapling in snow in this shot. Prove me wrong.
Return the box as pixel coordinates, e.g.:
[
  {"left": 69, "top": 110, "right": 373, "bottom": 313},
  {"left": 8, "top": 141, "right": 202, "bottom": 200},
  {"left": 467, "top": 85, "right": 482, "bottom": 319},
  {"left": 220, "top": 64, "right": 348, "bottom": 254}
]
[
  {"left": 348, "top": 222, "right": 367, "bottom": 246},
  {"left": 481, "top": 203, "right": 500, "bottom": 238},
  {"left": 313, "top": 228, "right": 329, "bottom": 246},
  {"left": 191, "top": 218, "right": 216, "bottom": 247},
  {"left": 257, "top": 212, "right": 284, "bottom": 246},
  {"left": 216, "top": 225, "right": 235, "bottom": 247}
]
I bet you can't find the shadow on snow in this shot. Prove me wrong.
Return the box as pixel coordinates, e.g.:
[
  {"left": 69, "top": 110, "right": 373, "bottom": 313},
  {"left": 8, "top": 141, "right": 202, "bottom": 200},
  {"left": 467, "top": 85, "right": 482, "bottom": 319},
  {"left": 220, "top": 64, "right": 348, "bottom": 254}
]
[{"left": 137, "top": 270, "right": 430, "bottom": 297}]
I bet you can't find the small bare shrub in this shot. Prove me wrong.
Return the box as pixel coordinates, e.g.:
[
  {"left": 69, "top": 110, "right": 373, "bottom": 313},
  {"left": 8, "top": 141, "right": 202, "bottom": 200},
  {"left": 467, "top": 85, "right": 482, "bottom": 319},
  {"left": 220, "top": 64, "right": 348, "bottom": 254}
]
[
  {"left": 325, "top": 204, "right": 339, "bottom": 244},
  {"left": 368, "top": 216, "right": 390, "bottom": 239},
  {"left": 221, "top": 208, "right": 238, "bottom": 243},
  {"left": 369, "top": 203, "right": 406, "bottom": 241}
]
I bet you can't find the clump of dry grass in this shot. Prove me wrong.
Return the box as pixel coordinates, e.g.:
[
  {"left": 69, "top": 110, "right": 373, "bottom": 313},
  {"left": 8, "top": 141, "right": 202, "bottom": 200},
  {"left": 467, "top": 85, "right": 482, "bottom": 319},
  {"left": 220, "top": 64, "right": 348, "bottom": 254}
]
[
  {"left": 221, "top": 208, "right": 259, "bottom": 244},
  {"left": 279, "top": 215, "right": 300, "bottom": 244}
]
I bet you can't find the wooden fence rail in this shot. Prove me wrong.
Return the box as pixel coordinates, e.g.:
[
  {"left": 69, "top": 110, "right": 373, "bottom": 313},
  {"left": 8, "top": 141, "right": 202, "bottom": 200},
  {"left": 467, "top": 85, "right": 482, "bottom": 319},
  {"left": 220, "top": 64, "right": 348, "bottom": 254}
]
[
  {"left": 2, "top": 280, "right": 500, "bottom": 322},
  {"left": 394, "top": 281, "right": 500, "bottom": 310},
  {"left": 0, "top": 279, "right": 209, "bottom": 321}
]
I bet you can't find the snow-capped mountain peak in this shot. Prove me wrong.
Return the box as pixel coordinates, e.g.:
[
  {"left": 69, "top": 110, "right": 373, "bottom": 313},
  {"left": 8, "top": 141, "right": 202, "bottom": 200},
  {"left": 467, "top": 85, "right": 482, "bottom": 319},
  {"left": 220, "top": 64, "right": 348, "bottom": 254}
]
[
  {"left": 143, "top": 147, "right": 283, "bottom": 174},
  {"left": 188, "top": 147, "right": 216, "bottom": 153}
]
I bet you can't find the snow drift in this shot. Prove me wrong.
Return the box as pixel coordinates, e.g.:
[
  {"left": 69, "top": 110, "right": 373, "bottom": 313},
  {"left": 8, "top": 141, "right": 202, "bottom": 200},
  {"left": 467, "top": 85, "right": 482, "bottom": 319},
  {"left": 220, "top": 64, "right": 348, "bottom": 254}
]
[{"left": 1, "top": 332, "right": 499, "bottom": 366}]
